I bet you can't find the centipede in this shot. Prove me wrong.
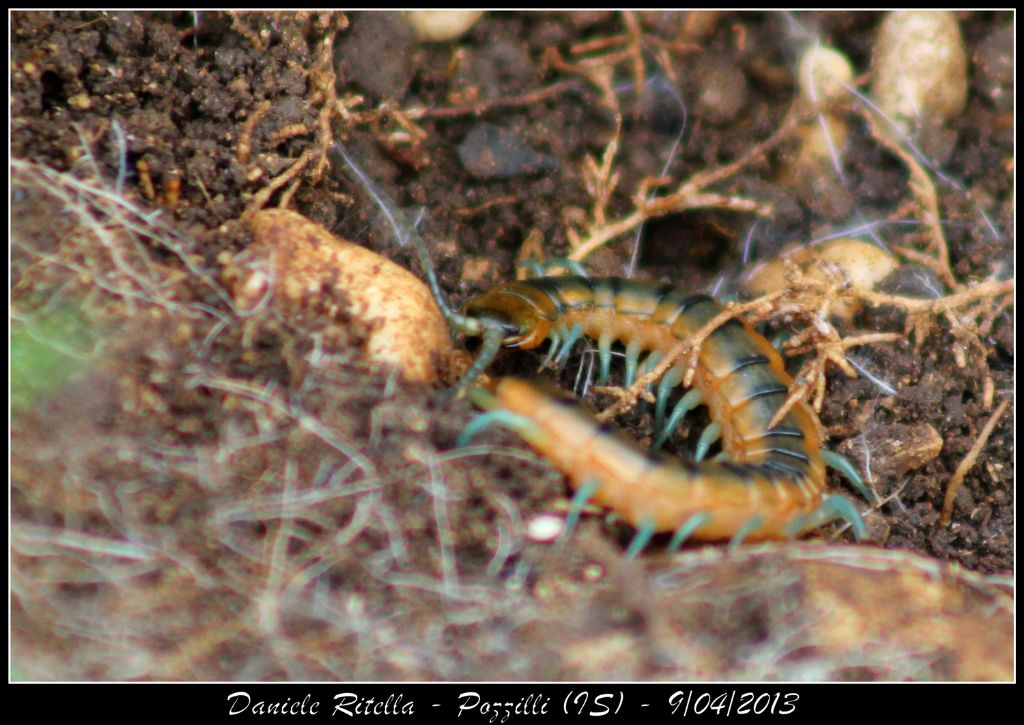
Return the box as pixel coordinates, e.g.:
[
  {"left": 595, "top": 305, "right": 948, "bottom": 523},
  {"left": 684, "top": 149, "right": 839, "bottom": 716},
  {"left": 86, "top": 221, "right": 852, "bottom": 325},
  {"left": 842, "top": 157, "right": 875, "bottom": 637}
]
[
  {"left": 456, "top": 276, "right": 868, "bottom": 546},
  {"left": 329, "top": 143, "right": 868, "bottom": 549}
]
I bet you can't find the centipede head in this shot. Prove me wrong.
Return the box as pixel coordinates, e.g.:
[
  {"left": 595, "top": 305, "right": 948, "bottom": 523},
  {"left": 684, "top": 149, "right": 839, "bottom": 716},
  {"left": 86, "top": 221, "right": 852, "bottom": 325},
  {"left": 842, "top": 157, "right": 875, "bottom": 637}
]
[{"left": 461, "top": 282, "right": 555, "bottom": 350}]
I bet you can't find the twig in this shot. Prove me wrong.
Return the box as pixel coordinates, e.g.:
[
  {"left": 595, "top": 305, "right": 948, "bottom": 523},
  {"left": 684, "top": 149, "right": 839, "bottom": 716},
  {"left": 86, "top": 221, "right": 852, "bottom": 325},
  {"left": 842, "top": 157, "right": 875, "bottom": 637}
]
[
  {"left": 404, "top": 79, "right": 582, "bottom": 121},
  {"left": 940, "top": 397, "right": 1010, "bottom": 526}
]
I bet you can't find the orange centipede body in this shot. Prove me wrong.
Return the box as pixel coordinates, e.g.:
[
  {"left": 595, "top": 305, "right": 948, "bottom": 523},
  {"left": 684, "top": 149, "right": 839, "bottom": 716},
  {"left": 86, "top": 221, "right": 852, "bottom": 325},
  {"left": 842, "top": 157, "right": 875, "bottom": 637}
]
[
  {"left": 325, "top": 145, "right": 865, "bottom": 544},
  {"left": 458, "top": 276, "right": 866, "bottom": 543}
]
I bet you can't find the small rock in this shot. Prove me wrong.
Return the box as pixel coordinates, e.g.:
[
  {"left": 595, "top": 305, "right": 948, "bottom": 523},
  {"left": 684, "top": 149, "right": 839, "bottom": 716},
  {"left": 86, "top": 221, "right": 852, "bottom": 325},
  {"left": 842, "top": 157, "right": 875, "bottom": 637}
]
[
  {"left": 224, "top": 209, "right": 453, "bottom": 384},
  {"left": 457, "top": 123, "right": 559, "bottom": 179},
  {"left": 404, "top": 10, "right": 482, "bottom": 42},
  {"left": 839, "top": 423, "right": 943, "bottom": 482},
  {"left": 973, "top": 24, "right": 1013, "bottom": 109},
  {"left": 692, "top": 52, "right": 747, "bottom": 125},
  {"left": 871, "top": 12, "right": 967, "bottom": 144},
  {"left": 526, "top": 514, "right": 565, "bottom": 543},
  {"left": 743, "top": 238, "right": 899, "bottom": 322},
  {"left": 784, "top": 45, "right": 856, "bottom": 217},
  {"left": 336, "top": 13, "right": 417, "bottom": 99}
]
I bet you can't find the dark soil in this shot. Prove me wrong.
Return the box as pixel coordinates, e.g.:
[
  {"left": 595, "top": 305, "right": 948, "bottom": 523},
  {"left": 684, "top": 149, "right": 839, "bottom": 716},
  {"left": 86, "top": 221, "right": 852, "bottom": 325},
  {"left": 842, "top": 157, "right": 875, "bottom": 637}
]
[{"left": 11, "top": 11, "right": 1013, "bottom": 681}]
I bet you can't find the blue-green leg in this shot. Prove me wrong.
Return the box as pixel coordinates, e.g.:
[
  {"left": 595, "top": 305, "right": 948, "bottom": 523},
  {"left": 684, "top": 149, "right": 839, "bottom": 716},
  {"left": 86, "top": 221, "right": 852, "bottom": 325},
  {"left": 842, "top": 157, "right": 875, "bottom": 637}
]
[
  {"left": 626, "top": 516, "right": 657, "bottom": 559},
  {"left": 456, "top": 408, "right": 538, "bottom": 447},
  {"left": 653, "top": 367, "right": 684, "bottom": 429},
  {"left": 516, "top": 259, "right": 545, "bottom": 278},
  {"left": 821, "top": 450, "right": 875, "bottom": 503},
  {"left": 781, "top": 495, "right": 866, "bottom": 541},
  {"left": 560, "top": 479, "right": 601, "bottom": 545},
  {"left": 624, "top": 340, "right": 643, "bottom": 386},
  {"left": 652, "top": 389, "right": 703, "bottom": 451},
  {"left": 554, "top": 323, "right": 585, "bottom": 370},
  {"left": 695, "top": 422, "right": 722, "bottom": 462},
  {"left": 540, "top": 330, "right": 563, "bottom": 369},
  {"left": 597, "top": 330, "right": 613, "bottom": 384},
  {"left": 728, "top": 514, "right": 765, "bottom": 550},
  {"left": 668, "top": 512, "right": 712, "bottom": 551}
]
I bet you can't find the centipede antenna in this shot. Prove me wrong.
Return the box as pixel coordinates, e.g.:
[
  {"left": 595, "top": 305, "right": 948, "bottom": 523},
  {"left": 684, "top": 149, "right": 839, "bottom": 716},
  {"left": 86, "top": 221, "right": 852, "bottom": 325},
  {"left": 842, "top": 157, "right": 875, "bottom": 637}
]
[
  {"left": 328, "top": 143, "right": 484, "bottom": 338},
  {"left": 626, "top": 516, "right": 656, "bottom": 559},
  {"left": 456, "top": 327, "right": 506, "bottom": 392}
]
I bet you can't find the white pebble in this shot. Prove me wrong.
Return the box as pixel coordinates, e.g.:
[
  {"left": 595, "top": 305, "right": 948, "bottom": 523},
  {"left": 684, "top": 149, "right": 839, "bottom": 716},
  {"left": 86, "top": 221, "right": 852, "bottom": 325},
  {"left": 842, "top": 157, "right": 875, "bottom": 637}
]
[
  {"left": 798, "top": 44, "right": 854, "bottom": 105},
  {"left": 405, "top": 11, "right": 483, "bottom": 42},
  {"left": 526, "top": 514, "right": 564, "bottom": 543},
  {"left": 793, "top": 45, "right": 855, "bottom": 173},
  {"left": 871, "top": 11, "right": 968, "bottom": 137}
]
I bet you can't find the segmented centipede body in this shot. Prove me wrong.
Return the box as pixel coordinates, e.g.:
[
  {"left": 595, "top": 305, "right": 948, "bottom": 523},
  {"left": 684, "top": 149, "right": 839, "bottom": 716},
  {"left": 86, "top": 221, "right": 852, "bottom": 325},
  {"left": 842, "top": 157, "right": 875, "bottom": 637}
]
[
  {"left": 461, "top": 276, "right": 865, "bottom": 542},
  {"left": 327, "top": 144, "right": 864, "bottom": 545}
]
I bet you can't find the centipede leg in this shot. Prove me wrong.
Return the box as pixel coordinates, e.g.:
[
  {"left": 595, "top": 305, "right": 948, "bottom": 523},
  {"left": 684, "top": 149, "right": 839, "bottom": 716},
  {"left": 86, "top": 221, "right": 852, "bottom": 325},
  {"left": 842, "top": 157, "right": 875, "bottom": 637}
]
[
  {"left": 561, "top": 479, "right": 601, "bottom": 544},
  {"left": 653, "top": 389, "right": 703, "bottom": 451},
  {"left": 456, "top": 407, "right": 538, "bottom": 447},
  {"left": 695, "top": 422, "right": 722, "bottom": 462},
  {"left": 821, "top": 450, "right": 875, "bottom": 503},
  {"left": 642, "top": 350, "right": 664, "bottom": 372},
  {"left": 668, "top": 512, "right": 712, "bottom": 551},
  {"left": 820, "top": 495, "right": 867, "bottom": 540},
  {"left": 639, "top": 350, "right": 664, "bottom": 413},
  {"left": 626, "top": 515, "right": 657, "bottom": 559},
  {"left": 515, "top": 259, "right": 545, "bottom": 278},
  {"left": 653, "top": 367, "right": 684, "bottom": 429},
  {"left": 729, "top": 514, "right": 766, "bottom": 550},
  {"left": 544, "top": 258, "right": 589, "bottom": 277},
  {"left": 554, "top": 323, "right": 585, "bottom": 370},
  {"left": 597, "top": 330, "right": 614, "bottom": 383},
  {"left": 624, "top": 340, "right": 644, "bottom": 386},
  {"left": 782, "top": 495, "right": 866, "bottom": 541},
  {"left": 540, "top": 330, "right": 563, "bottom": 369}
]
